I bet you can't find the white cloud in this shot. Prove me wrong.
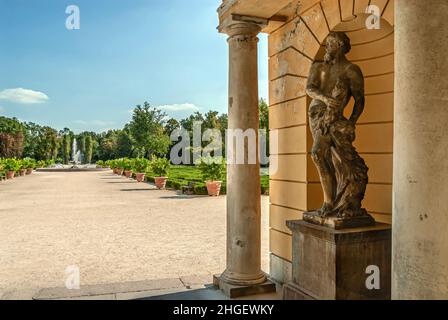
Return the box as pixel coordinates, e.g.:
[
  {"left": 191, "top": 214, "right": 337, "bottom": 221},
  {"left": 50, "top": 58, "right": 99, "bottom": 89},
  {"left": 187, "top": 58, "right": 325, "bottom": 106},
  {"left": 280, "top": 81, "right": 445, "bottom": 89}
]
[
  {"left": 74, "top": 120, "right": 115, "bottom": 127},
  {"left": 0, "top": 88, "right": 49, "bottom": 104},
  {"left": 158, "top": 103, "right": 200, "bottom": 112}
]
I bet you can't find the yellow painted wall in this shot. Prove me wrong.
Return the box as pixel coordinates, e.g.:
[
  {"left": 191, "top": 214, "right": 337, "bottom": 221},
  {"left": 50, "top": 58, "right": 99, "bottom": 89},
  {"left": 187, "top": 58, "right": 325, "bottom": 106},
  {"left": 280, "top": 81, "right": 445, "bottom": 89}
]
[{"left": 268, "top": 0, "right": 395, "bottom": 272}]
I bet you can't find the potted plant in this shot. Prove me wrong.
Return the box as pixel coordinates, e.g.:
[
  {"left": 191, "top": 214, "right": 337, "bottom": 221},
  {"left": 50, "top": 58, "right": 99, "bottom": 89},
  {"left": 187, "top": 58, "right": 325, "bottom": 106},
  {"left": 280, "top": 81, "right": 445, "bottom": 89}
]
[
  {"left": 115, "top": 158, "right": 125, "bottom": 176},
  {"left": 18, "top": 159, "right": 27, "bottom": 176},
  {"left": 122, "top": 158, "right": 133, "bottom": 178},
  {"left": 4, "top": 158, "right": 19, "bottom": 179},
  {"left": 197, "top": 156, "right": 226, "bottom": 196},
  {"left": 132, "top": 157, "right": 149, "bottom": 182},
  {"left": 149, "top": 156, "right": 170, "bottom": 189},
  {"left": 108, "top": 160, "right": 118, "bottom": 173},
  {"left": 23, "top": 158, "right": 35, "bottom": 175}
]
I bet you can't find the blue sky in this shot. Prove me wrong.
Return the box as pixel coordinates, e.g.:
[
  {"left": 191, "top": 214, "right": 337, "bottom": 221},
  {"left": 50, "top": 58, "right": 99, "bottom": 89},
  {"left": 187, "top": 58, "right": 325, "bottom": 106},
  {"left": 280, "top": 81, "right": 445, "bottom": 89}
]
[{"left": 0, "top": 0, "right": 268, "bottom": 133}]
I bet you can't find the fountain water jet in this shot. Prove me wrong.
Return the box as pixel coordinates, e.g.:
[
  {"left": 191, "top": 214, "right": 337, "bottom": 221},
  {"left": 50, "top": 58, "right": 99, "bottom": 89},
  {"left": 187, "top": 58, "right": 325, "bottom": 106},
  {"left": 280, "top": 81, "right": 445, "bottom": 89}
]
[{"left": 72, "top": 138, "right": 82, "bottom": 164}]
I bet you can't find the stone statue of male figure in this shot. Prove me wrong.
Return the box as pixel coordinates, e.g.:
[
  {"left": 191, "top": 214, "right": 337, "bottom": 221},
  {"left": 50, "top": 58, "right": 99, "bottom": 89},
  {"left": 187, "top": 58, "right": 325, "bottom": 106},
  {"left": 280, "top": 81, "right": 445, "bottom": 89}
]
[{"left": 305, "top": 32, "right": 374, "bottom": 228}]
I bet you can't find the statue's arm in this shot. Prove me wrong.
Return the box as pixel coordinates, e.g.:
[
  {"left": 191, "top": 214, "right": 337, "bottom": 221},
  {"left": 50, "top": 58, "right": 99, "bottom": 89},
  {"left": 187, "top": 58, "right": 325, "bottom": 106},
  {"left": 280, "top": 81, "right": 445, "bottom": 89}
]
[
  {"left": 348, "top": 65, "right": 365, "bottom": 124},
  {"left": 306, "top": 63, "right": 339, "bottom": 108}
]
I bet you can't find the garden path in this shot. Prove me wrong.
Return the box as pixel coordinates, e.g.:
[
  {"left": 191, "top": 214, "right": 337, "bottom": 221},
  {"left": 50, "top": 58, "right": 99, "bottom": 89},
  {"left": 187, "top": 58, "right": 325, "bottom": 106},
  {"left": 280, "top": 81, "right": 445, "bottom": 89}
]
[{"left": 0, "top": 171, "right": 269, "bottom": 298}]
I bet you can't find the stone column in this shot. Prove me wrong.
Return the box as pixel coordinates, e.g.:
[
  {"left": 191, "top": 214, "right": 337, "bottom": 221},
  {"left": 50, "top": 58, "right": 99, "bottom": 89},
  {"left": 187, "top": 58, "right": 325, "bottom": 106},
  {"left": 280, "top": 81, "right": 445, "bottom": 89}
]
[
  {"left": 393, "top": 0, "right": 448, "bottom": 299},
  {"left": 214, "top": 20, "right": 275, "bottom": 297}
]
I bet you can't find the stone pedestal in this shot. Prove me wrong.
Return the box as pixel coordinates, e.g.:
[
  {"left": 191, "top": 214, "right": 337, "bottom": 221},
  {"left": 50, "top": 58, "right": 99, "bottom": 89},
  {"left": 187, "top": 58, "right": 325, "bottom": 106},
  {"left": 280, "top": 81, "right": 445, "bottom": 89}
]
[{"left": 283, "top": 220, "right": 391, "bottom": 300}]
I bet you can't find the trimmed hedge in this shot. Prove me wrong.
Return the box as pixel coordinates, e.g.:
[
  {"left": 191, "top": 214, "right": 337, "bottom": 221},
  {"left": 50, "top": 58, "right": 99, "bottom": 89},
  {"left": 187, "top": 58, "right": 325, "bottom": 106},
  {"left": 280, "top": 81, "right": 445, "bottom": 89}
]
[{"left": 143, "top": 165, "right": 269, "bottom": 195}]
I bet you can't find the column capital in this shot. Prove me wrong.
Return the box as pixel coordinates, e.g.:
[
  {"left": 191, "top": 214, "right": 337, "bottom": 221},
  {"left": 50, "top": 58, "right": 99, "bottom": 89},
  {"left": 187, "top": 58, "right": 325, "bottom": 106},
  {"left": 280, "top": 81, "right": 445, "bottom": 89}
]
[{"left": 218, "top": 14, "right": 267, "bottom": 38}]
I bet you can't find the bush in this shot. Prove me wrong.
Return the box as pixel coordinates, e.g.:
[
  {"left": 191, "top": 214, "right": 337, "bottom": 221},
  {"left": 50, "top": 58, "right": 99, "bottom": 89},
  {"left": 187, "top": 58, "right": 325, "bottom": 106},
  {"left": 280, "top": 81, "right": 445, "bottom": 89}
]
[
  {"left": 196, "top": 157, "right": 226, "bottom": 182},
  {"left": 122, "top": 158, "right": 132, "bottom": 171},
  {"left": 36, "top": 160, "right": 46, "bottom": 168},
  {"left": 3, "top": 158, "right": 20, "bottom": 172},
  {"left": 46, "top": 159, "right": 55, "bottom": 167},
  {"left": 106, "top": 159, "right": 116, "bottom": 169},
  {"left": 96, "top": 160, "right": 105, "bottom": 167},
  {"left": 22, "top": 158, "right": 36, "bottom": 169},
  {"left": 148, "top": 155, "right": 170, "bottom": 177},
  {"left": 0, "top": 161, "right": 4, "bottom": 179},
  {"left": 115, "top": 158, "right": 126, "bottom": 170},
  {"left": 132, "top": 157, "right": 149, "bottom": 173}
]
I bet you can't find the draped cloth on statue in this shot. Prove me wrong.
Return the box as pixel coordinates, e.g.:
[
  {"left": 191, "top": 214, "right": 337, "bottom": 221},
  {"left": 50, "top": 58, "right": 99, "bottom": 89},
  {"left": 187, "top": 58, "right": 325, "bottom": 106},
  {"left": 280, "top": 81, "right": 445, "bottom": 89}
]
[{"left": 308, "top": 75, "right": 369, "bottom": 219}]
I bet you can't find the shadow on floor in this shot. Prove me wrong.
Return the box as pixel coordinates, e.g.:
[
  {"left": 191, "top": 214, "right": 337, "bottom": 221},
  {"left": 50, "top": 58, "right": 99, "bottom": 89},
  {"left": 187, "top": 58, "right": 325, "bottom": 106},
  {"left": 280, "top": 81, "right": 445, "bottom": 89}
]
[
  {"left": 106, "top": 181, "right": 136, "bottom": 184},
  {"left": 138, "top": 284, "right": 283, "bottom": 300},
  {"left": 158, "top": 195, "right": 209, "bottom": 199},
  {"left": 120, "top": 188, "right": 158, "bottom": 192},
  {"left": 138, "top": 286, "right": 228, "bottom": 300}
]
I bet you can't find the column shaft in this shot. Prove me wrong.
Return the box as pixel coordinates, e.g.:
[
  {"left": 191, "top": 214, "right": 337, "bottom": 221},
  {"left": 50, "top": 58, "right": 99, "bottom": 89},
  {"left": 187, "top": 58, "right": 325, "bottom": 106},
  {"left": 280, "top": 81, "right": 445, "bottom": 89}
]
[
  {"left": 393, "top": 0, "right": 448, "bottom": 299},
  {"left": 221, "top": 22, "right": 265, "bottom": 286}
]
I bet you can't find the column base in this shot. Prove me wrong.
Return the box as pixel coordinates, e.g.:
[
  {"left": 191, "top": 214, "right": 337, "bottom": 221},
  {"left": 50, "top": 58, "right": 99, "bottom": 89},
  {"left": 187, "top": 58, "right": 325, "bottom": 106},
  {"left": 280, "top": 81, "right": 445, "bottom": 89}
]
[{"left": 213, "top": 274, "right": 276, "bottom": 298}]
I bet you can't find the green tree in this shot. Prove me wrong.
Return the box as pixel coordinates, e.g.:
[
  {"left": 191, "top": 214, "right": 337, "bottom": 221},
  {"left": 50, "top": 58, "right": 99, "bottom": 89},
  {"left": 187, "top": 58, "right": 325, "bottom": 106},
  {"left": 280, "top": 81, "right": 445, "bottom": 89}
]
[
  {"left": 22, "top": 122, "right": 59, "bottom": 161},
  {"left": 115, "top": 129, "right": 134, "bottom": 158},
  {"left": 62, "top": 134, "right": 71, "bottom": 164},
  {"left": 96, "top": 130, "right": 119, "bottom": 160},
  {"left": 180, "top": 112, "right": 204, "bottom": 132},
  {"left": 0, "top": 116, "right": 25, "bottom": 158},
  {"left": 85, "top": 135, "right": 93, "bottom": 164},
  {"left": 218, "top": 113, "right": 228, "bottom": 131},
  {"left": 78, "top": 135, "right": 86, "bottom": 162},
  {"left": 165, "top": 118, "right": 180, "bottom": 137},
  {"left": 129, "top": 102, "right": 170, "bottom": 158},
  {"left": 203, "top": 111, "right": 220, "bottom": 130},
  {"left": 259, "top": 98, "right": 270, "bottom": 162},
  {"left": 259, "top": 98, "right": 269, "bottom": 132},
  {"left": 35, "top": 127, "right": 59, "bottom": 161},
  {"left": 23, "top": 122, "right": 40, "bottom": 158}
]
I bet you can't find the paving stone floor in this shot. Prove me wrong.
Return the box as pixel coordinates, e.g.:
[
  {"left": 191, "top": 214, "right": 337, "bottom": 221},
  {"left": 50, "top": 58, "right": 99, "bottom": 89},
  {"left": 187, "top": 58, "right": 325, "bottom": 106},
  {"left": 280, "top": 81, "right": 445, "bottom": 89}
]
[{"left": 0, "top": 171, "right": 270, "bottom": 300}]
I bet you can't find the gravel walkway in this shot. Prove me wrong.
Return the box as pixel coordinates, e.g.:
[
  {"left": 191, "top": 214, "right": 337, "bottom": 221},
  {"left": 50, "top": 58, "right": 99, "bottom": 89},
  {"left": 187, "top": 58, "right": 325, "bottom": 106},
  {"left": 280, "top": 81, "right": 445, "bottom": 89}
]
[{"left": 0, "top": 171, "right": 269, "bottom": 298}]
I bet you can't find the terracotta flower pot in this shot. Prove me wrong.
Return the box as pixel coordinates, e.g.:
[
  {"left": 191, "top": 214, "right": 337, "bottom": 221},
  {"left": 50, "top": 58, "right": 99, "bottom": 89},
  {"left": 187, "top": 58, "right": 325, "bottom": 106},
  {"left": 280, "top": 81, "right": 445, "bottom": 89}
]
[
  {"left": 26, "top": 168, "right": 33, "bottom": 175},
  {"left": 117, "top": 168, "right": 124, "bottom": 176},
  {"left": 136, "top": 173, "right": 146, "bottom": 182},
  {"left": 19, "top": 169, "right": 26, "bottom": 176},
  {"left": 124, "top": 170, "right": 132, "bottom": 178},
  {"left": 154, "top": 177, "right": 168, "bottom": 190},
  {"left": 6, "top": 171, "right": 15, "bottom": 179},
  {"left": 206, "top": 181, "right": 222, "bottom": 197}
]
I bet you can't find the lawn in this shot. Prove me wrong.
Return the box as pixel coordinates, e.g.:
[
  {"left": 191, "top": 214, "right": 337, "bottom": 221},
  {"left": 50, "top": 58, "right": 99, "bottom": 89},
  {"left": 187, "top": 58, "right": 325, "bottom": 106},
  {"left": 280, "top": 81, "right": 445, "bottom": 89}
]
[{"left": 144, "top": 165, "right": 270, "bottom": 195}]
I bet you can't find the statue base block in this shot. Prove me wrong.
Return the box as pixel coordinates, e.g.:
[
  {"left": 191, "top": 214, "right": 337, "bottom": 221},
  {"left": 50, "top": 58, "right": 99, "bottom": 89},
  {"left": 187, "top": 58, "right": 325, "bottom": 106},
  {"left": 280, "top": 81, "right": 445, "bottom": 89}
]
[
  {"left": 283, "top": 220, "right": 391, "bottom": 300},
  {"left": 303, "top": 211, "right": 376, "bottom": 230}
]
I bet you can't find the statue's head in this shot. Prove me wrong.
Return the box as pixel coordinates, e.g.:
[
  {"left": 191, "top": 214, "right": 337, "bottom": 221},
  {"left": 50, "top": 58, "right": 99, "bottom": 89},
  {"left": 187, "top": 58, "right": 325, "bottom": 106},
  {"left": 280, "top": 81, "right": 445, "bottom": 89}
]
[{"left": 324, "top": 32, "right": 351, "bottom": 62}]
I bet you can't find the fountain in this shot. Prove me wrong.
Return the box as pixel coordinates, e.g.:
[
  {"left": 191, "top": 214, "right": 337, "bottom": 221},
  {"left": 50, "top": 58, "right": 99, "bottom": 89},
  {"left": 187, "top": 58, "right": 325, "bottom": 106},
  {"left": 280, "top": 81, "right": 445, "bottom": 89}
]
[
  {"left": 72, "top": 138, "right": 82, "bottom": 165},
  {"left": 37, "top": 137, "right": 107, "bottom": 172}
]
